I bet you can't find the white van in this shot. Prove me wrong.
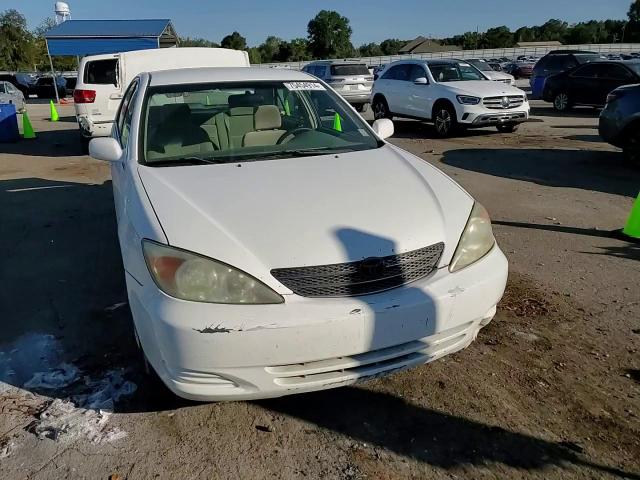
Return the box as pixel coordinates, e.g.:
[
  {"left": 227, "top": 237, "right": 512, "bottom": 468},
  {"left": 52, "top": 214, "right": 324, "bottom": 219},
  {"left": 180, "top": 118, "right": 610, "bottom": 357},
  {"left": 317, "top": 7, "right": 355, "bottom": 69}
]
[{"left": 74, "top": 48, "right": 250, "bottom": 146}]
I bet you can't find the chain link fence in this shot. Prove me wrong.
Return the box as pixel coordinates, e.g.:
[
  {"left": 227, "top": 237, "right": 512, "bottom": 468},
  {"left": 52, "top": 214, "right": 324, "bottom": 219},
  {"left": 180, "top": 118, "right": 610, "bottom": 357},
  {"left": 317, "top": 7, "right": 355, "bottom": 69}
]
[{"left": 257, "top": 43, "right": 640, "bottom": 69}]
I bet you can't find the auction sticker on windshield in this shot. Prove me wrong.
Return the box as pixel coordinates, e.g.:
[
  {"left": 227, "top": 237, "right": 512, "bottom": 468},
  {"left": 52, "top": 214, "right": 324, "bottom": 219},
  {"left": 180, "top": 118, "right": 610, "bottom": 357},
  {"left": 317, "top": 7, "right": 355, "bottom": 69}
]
[{"left": 284, "top": 82, "right": 326, "bottom": 91}]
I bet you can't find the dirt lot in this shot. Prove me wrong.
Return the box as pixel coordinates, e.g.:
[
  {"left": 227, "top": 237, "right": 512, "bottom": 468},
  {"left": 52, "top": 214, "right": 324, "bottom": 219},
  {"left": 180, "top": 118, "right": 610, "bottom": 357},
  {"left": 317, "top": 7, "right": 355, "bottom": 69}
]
[{"left": 0, "top": 99, "right": 638, "bottom": 479}]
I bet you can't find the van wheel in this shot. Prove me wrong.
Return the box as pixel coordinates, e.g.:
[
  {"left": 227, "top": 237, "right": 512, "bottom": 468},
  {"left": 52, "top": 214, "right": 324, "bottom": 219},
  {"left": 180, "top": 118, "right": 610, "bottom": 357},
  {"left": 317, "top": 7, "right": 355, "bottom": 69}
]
[
  {"left": 497, "top": 124, "right": 519, "bottom": 133},
  {"left": 433, "top": 104, "right": 458, "bottom": 138},
  {"left": 80, "top": 134, "right": 90, "bottom": 154},
  {"left": 372, "top": 97, "right": 392, "bottom": 120},
  {"left": 355, "top": 103, "right": 369, "bottom": 113},
  {"left": 553, "top": 92, "right": 571, "bottom": 112}
]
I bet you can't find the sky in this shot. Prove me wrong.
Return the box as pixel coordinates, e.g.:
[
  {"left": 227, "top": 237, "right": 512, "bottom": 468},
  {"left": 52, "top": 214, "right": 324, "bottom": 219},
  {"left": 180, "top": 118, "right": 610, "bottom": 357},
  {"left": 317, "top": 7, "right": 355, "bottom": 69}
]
[{"left": 6, "top": 0, "right": 633, "bottom": 46}]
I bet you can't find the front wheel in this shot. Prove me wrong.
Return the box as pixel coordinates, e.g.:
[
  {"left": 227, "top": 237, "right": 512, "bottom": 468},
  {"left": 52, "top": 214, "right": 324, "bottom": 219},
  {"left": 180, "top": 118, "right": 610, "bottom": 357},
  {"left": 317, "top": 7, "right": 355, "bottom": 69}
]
[
  {"left": 553, "top": 92, "right": 571, "bottom": 112},
  {"left": 355, "top": 103, "right": 369, "bottom": 113},
  {"left": 496, "top": 124, "right": 519, "bottom": 133},
  {"left": 433, "top": 104, "right": 458, "bottom": 138},
  {"left": 372, "top": 97, "right": 392, "bottom": 120}
]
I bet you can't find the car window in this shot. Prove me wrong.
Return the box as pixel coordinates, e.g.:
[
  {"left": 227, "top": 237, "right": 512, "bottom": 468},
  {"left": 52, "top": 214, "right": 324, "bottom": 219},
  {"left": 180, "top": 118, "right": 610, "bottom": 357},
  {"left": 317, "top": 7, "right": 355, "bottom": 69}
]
[
  {"left": 381, "top": 65, "right": 402, "bottom": 80},
  {"left": 38, "top": 78, "right": 53, "bottom": 86},
  {"left": 0, "top": 83, "right": 5, "bottom": 94},
  {"left": 330, "top": 64, "right": 369, "bottom": 76},
  {"left": 408, "top": 64, "right": 427, "bottom": 82},
  {"left": 84, "top": 59, "right": 118, "bottom": 85},
  {"left": 429, "top": 62, "right": 485, "bottom": 82},
  {"left": 571, "top": 64, "right": 601, "bottom": 78},
  {"left": 603, "top": 65, "right": 635, "bottom": 80},
  {"left": 116, "top": 80, "right": 139, "bottom": 148},
  {"left": 141, "top": 80, "right": 381, "bottom": 166}
]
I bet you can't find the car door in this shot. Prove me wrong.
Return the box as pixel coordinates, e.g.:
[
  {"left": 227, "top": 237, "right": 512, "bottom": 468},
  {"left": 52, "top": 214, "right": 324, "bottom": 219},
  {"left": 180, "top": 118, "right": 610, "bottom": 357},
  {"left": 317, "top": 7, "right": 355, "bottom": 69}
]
[
  {"left": 380, "top": 64, "right": 411, "bottom": 115},
  {"left": 81, "top": 56, "right": 121, "bottom": 125},
  {"left": 598, "top": 65, "right": 637, "bottom": 106},
  {"left": 406, "top": 64, "right": 432, "bottom": 119},
  {"left": 111, "top": 79, "right": 139, "bottom": 225},
  {"left": 568, "top": 64, "right": 601, "bottom": 104}
]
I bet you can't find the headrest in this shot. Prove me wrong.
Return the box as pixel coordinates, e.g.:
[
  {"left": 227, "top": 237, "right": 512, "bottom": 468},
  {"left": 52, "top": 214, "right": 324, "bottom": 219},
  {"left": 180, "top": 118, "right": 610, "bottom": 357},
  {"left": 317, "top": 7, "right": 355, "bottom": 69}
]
[
  {"left": 254, "top": 105, "right": 281, "bottom": 130},
  {"left": 148, "top": 104, "right": 192, "bottom": 128},
  {"left": 228, "top": 93, "right": 264, "bottom": 108}
]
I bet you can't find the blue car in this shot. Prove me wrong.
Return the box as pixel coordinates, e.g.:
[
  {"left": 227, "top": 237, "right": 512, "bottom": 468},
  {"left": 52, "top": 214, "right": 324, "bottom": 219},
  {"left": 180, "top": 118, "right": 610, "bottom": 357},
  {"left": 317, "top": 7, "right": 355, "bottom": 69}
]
[
  {"left": 599, "top": 83, "right": 640, "bottom": 165},
  {"left": 530, "top": 50, "right": 602, "bottom": 99}
]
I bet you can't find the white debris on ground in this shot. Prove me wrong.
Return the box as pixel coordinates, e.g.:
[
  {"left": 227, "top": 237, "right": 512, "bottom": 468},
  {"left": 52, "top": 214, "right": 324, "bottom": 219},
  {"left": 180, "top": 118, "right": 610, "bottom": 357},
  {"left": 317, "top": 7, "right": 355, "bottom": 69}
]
[
  {"left": 31, "top": 369, "right": 137, "bottom": 443},
  {"left": 0, "top": 333, "right": 137, "bottom": 449}
]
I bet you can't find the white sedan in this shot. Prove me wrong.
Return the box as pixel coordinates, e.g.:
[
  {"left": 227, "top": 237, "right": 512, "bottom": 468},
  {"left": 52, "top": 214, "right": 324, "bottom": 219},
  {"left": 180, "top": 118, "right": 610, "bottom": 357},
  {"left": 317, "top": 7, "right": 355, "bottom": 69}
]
[{"left": 89, "top": 67, "right": 508, "bottom": 401}]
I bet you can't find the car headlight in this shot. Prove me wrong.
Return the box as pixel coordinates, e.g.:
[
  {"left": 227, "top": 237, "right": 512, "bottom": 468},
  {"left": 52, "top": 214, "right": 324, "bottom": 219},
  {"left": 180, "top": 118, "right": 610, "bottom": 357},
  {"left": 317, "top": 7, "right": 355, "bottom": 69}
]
[
  {"left": 142, "top": 240, "right": 283, "bottom": 304},
  {"left": 449, "top": 202, "right": 495, "bottom": 272},
  {"left": 456, "top": 95, "right": 481, "bottom": 105}
]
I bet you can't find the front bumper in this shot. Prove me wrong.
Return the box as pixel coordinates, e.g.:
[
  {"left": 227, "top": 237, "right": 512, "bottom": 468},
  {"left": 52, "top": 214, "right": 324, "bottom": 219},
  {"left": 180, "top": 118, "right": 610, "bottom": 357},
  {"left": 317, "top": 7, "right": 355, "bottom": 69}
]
[
  {"left": 457, "top": 102, "right": 530, "bottom": 126},
  {"left": 598, "top": 107, "right": 623, "bottom": 147},
  {"left": 127, "top": 246, "right": 508, "bottom": 401}
]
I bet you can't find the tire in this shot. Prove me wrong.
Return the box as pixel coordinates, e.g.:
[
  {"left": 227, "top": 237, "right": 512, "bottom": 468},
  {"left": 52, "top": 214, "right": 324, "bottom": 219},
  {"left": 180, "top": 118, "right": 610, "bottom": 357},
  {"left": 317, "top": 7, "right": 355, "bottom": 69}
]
[
  {"left": 496, "top": 123, "right": 519, "bottom": 133},
  {"left": 623, "top": 132, "right": 640, "bottom": 166},
  {"left": 433, "top": 103, "right": 458, "bottom": 138},
  {"left": 80, "top": 134, "right": 90, "bottom": 154},
  {"left": 372, "top": 97, "right": 392, "bottom": 120},
  {"left": 553, "top": 92, "right": 571, "bottom": 112},
  {"left": 355, "top": 103, "right": 369, "bottom": 113}
]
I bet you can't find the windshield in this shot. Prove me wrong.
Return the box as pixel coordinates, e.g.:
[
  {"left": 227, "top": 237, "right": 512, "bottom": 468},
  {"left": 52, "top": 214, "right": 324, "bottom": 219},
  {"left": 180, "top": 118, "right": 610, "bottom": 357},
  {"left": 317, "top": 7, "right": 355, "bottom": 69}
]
[
  {"left": 628, "top": 63, "right": 640, "bottom": 76},
  {"left": 141, "top": 80, "right": 381, "bottom": 166},
  {"left": 330, "top": 64, "right": 370, "bottom": 76},
  {"left": 428, "top": 62, "right": 486, "bottom": 82},
  {"left": 468, "top": 60, "right": 493, "bottom": 72},
  {"left": 575, "top": 54, "right": 603, "bottom": 64}
]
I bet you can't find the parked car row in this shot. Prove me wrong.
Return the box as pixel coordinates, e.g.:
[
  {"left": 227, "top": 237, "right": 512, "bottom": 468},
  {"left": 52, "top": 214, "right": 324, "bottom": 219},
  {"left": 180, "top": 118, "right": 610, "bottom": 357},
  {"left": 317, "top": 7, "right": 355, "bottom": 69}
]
[{"left": 0, "top": 71, "right": 77, "bottom": 99}]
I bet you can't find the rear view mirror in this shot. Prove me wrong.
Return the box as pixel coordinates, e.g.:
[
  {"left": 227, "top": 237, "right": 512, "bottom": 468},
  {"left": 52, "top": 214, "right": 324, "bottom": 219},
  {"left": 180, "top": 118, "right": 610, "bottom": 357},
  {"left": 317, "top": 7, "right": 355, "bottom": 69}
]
[
  {"left": 89, "top": 137, "right": 123, "bottom": 163},
  {"left": 372, "top": 118, "right": 394, "bottom": 140},
  {"left": 414, "top": 77, "right": 428, "bottom": 85}
]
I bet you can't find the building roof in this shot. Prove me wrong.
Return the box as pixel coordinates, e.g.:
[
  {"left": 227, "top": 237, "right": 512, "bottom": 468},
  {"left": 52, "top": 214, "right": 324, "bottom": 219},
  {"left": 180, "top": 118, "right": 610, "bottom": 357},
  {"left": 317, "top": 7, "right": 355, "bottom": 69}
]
[
  {"left": 515, "top": 41, "right": 563, "bottom": 47},
  {"left": 44, "top": 19, "right": 177, "bottom": 56},
  {"left": 44, "top": 19, "right": 173, "bottom": 38}
]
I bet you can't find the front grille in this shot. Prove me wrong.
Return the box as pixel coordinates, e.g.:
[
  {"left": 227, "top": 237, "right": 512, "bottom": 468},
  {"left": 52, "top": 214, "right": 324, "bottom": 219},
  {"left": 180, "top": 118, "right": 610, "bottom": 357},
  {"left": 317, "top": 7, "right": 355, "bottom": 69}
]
[
  {"left": 483, "top": 95, "right": 525, "bottom": 109},
  {"left": 271, "top": 243, "right": 444, "bottom": 297}
]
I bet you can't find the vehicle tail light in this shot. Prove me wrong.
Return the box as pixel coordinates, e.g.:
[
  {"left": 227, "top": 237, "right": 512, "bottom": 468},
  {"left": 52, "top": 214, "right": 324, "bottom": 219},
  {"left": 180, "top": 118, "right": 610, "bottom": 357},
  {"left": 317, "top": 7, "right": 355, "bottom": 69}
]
[{"left": 73, "top": 89, "right": 96, "bottom": 103}]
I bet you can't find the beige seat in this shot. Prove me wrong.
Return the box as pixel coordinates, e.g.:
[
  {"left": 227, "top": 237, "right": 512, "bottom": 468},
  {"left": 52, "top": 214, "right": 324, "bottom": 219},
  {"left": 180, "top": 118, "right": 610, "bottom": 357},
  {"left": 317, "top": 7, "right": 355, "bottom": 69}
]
[
  {"left": 227, "top": 93, "right": 264, "bottom": 148},
  {"left": 202, "top": 112, "right": 231, "bottom": 150},
  {"left": 146, "top": 104, "right": 215, "bottom": 160},
  {"left": 242, "top": 105, "right": 287, "bottom": 147}
]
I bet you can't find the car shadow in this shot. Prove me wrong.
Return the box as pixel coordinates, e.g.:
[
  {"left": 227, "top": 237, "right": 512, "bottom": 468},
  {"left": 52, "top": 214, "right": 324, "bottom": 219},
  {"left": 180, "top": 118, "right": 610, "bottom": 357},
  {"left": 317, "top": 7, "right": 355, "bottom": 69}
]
[
  {"left": 441, "top": 148, "right": 639, "bottom": 197},
  {"left": 0, "top": 177, "right": 157, "bottom": 412},
  {"left": 0, "top": 128, "right": 84, "bottom": 157},
  {"left": 259, "top": 386, "right": 638, "bottom": 478},
  {"left": 529, "top": 106, "right": 600, "bottom": 118},
  {"left": 390, "top": 119, "right": 502, "bottom": 140}
]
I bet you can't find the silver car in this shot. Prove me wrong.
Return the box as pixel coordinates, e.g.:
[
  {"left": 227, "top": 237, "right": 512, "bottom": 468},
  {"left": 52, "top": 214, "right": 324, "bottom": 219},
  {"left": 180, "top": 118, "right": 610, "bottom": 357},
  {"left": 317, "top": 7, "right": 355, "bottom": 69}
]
[
  {"left": 302, "top": 61, "right": 373, "bottom": 112},
  {"left": 0, "top": 81, "right": 25, "bottom": 112}
]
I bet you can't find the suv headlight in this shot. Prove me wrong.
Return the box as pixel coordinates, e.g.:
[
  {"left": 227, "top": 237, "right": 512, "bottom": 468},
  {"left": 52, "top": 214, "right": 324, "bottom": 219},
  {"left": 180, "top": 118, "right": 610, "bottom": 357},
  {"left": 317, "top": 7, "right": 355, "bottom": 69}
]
[
  {"left": 449, "top": 203, "right": 495, "bottom": 272},
  {"left": 456, "top": 95, "right": 481, "bottom": 105},
  {"left": 142, "top": 240, "right": 283, "bottom": 304}
]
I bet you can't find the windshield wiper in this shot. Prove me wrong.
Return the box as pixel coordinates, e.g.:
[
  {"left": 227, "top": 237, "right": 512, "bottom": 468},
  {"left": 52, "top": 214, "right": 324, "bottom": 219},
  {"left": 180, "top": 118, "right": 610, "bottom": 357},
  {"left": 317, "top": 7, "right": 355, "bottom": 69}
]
[{"left": 147, "top": 156, "right": 229, "bottom": 167}]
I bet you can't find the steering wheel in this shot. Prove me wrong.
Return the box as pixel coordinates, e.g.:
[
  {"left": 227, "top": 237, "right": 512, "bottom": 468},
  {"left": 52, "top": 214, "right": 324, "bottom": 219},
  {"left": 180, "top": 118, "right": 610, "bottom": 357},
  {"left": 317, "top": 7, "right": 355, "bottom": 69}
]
[{"left": 277, "top": 127, "right": 313, "bottom": 145}]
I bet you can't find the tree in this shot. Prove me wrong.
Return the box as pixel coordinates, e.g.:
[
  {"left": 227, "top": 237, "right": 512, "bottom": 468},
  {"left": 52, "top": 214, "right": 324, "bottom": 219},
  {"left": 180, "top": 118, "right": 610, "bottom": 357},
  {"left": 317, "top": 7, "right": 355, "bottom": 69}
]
[
  {"left": 358, "top": 42, "right": 383, "bottom": 57},
  {"left": 380, "top": 38, "right": 405, "bottom": 55},
  {"left": 180, "top": 36, "right": 219, "bottom": 48},
  {"left": 0, "top": 9, "right": 35, "bottom": 70},
  {"left": 538, "top": 19, "right": 568, "bottom": 41},
  {"left": 221, "top": 31, "right": 247, "bottom": 50},
  {"left": 307, "top": 10, "right": 353, "bottom": 59},
  {"left": 248, "top": 47, "right": 262, "bottom": 64},
  {"left": 483, "top": 26, "right": 514, "bottom": 48},
  {"left": 258, "top": 36, "right": 283, "bottom": 63},
  {"left": 277, "top": 38, "right": 310, "bottom": 62},
  {"left": 628, "top": 0, "right": 640, "bottom": 41}
]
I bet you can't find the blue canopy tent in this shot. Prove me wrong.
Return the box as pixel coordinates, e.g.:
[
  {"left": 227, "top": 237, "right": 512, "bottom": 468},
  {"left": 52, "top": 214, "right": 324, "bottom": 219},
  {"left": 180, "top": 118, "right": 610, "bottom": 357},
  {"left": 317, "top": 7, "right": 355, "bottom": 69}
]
[{"left": 44, "top": 19, "right": 178, "bottom": 101}]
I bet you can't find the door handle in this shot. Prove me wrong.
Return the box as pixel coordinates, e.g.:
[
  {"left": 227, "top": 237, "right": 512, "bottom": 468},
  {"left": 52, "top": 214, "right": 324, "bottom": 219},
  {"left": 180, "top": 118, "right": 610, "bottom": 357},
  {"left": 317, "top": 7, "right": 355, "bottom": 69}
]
[{"left": 109, "top": 93, "right": 123, "bottom": 100}]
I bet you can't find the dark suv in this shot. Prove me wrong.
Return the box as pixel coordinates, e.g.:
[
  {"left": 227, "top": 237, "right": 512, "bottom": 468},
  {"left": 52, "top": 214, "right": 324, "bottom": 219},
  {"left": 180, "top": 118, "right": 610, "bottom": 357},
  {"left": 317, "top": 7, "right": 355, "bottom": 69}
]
[
  {"left": 530, "top": 50, "right": 602, "bottom": 99},
  {"left": 599, "top": 84, "right": 640, "bottom": 165}
]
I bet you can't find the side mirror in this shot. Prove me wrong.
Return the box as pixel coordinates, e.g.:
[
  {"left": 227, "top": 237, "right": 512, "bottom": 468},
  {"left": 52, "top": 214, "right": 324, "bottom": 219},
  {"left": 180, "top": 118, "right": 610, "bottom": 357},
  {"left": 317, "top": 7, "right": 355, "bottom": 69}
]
[
  {"left": 414, "top": 77, "right": 428, "bottom": 85},
  {"left": 89, "top": 137, "right": 123, "bottom": 163},
  {"left": 372, "top": 118, "right": 394, "bottom": 140}
]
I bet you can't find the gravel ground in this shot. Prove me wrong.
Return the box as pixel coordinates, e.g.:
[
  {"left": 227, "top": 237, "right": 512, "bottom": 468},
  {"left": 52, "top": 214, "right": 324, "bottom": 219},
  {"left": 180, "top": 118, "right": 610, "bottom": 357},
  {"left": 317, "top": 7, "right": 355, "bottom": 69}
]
[{"left": 0, "top": 100, "right": 638, "bottom": 479}]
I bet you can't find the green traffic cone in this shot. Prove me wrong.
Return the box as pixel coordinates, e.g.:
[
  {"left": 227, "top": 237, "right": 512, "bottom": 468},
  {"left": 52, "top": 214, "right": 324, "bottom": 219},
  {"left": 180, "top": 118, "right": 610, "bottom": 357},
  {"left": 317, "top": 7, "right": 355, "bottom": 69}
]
[
  {"left": 49, "top": 100, "right": 59, "bottom": 122},
  {"left": 333, "top": 112, "right": 342, "bottom": 132},
  {"left": 622, "top": 191, "right": 640, "bottom": 240},
  {"left": 284, "top": 98, "right": 291, "bottom": 116},
  {"left": 22, "top": 111, "right": 36, "bottom": 139},
  {"left": 205, "top": 94, "right": 212, "bottom": 106}
]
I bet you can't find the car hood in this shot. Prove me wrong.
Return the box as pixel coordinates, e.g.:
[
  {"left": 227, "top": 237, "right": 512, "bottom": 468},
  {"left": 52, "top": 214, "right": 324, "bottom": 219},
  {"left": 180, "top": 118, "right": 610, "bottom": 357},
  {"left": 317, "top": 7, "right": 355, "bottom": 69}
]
[
  {"left": 138, "top": 145, "right": 473, "bottom": 293},
  {"left": 483, "top": 71, "right": 514, "bottom": 81},
  {"left": 442, "top": 80, "right": 524, "bottom": 97}
]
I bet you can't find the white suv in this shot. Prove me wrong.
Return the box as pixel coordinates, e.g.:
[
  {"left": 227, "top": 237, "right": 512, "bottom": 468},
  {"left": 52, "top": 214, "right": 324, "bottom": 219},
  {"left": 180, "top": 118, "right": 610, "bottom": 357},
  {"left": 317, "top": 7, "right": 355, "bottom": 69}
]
[{"left": 372, "top": 59, "right": 530, "bottom": 137}]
